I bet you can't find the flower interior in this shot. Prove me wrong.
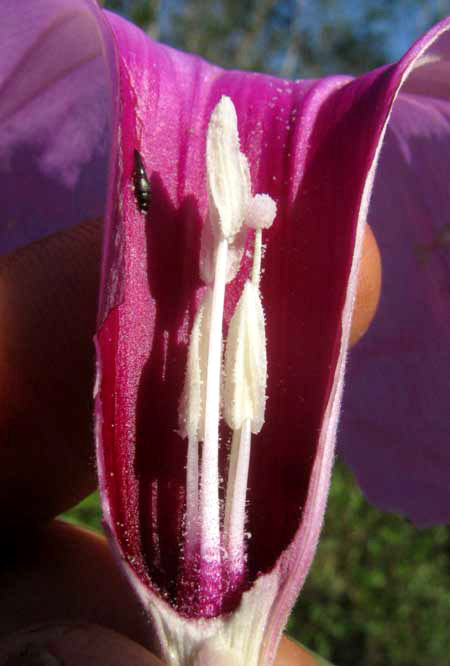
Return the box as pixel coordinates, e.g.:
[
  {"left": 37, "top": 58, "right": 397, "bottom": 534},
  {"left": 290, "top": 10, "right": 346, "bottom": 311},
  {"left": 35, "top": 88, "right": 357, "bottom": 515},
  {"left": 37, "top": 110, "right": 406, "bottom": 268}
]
[
  {"left": 97, "top": 55, "right": 351, "bottom": 624},
  {"left": 177, "top": 96, "right": 277, "bottom": 616}
]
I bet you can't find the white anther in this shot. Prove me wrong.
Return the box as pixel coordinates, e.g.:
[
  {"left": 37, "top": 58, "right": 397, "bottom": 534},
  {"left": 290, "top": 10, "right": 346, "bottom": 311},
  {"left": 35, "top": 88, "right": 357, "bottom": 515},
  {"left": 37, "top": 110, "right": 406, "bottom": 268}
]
[
  {"left": 206, "top": 96, "right": 252, "bottom": 240},
  {"left": 178, "top": 290, "right": 212, "bottom": 441},
  {"left": 224, "top": 281, "right": 267, "bottom": 434}
]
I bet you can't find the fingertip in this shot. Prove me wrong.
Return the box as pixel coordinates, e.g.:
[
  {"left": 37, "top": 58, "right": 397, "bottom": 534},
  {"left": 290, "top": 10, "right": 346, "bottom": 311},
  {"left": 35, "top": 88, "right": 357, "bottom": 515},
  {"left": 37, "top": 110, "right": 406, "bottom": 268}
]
[
  {"left": 0, "top": 623, "right": 162, "bottom": 666},
  {"left": 349, "top": 224, "right": 382, "bottom": 348},
  {"left": 1, "top": 521, "right": 149, "bottom": 645},
  {"left": 275, "top": 636, "right": 318, "bottom": 666},
  {"left": 0, "top": 221, "right": 102, "bottom": 526}
]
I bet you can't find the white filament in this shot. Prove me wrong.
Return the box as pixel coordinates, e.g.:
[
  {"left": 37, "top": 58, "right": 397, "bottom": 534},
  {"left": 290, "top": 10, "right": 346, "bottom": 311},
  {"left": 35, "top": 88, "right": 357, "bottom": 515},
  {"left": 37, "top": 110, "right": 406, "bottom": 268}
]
[
  {"left": 199, "top": 238, "right": 228, "bottom": 559},
  {"left": 179, "top": 95, "right": 277, "bottom": 590},
  {"left": 223, "top": 420, "right": 252, "bottom": 575}
]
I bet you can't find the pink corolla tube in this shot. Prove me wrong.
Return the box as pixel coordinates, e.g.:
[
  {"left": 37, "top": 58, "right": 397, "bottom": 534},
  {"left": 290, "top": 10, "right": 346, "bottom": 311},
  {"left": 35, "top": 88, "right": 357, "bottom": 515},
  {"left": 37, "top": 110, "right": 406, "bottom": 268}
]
[{"left": 94, "top": 10, "right": 450, "bottom": 666}]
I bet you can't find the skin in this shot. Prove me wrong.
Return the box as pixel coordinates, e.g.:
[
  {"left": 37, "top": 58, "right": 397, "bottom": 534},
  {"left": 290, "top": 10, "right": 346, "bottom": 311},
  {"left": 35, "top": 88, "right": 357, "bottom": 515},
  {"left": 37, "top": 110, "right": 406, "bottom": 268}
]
[
  {"left": 0, "top": 220, "right": 381, "bottom": 665},
  {"left": 349, "top": 225, "right": 381, "bottom": 348}
]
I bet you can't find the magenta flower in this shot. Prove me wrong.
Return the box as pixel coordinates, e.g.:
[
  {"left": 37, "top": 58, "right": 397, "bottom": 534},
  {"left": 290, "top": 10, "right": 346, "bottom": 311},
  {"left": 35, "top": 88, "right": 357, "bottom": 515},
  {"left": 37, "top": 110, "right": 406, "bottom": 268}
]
[{"left": 1, "top": 2, "right": 449, "bottom": 665}]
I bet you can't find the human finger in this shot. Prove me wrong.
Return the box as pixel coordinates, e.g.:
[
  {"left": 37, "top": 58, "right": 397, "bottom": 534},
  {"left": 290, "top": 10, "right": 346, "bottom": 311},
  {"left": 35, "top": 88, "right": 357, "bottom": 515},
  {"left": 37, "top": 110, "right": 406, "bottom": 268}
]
[
  {"left": 1, "top": 520, "right": 148, "bottom": 644},
  {"left": 349, "top": 224, "right": 381, "bottom": 348},
  {"left": 0, "top": 622, "right": 163, "bottom": 666},
  {"left": 0, "top": 221, "right": 101, "bottom": 527}
]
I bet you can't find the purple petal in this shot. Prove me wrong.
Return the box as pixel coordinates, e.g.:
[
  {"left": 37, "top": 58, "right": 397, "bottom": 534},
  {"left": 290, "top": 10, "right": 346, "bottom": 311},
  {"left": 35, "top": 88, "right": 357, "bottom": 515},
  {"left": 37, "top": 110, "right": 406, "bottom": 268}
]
[
  {"left": 0, "top": 0, "right": 114, "bottom": 255},
  {"left": 341, "top": 26, "right": 450, "bottom": 526}
]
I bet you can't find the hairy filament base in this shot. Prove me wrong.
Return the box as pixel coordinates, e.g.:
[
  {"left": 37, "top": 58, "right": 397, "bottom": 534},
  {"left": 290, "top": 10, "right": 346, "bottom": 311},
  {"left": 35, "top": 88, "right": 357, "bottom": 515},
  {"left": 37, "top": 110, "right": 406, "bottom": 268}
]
[
  {"left": 223, "top": 419, "right": 252, "bottom": 584},
  {"left": 200, "top": 238, "right": 228, "bottom": 565}
]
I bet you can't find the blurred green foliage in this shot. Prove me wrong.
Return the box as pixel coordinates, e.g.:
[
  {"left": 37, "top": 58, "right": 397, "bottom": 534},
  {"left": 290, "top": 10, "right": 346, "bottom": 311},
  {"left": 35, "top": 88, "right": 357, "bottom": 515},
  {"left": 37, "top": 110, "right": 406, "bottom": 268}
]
[
  {"left": 64, "top": 462, "right": 450, "bottom": 666},
  {"left": 62, "top": 490, "right": 102, "bottom": 532},
  {"left": 288, "top": 462, "right": 450, "bottom": 666}
]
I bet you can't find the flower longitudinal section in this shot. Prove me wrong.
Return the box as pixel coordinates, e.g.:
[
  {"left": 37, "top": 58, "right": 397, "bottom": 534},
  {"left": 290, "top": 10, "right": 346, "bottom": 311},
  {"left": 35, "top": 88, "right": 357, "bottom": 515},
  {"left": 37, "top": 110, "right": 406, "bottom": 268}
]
[{"left": 178, "top": 96, "right": 276, "bottom": 616}]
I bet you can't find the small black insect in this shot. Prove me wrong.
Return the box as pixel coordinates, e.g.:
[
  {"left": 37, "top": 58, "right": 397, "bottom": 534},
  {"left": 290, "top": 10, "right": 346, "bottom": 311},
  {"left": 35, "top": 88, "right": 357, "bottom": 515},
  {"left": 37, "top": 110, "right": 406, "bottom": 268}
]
[{"left": 133, "top": 149, "right": 151, "bottom": 213}]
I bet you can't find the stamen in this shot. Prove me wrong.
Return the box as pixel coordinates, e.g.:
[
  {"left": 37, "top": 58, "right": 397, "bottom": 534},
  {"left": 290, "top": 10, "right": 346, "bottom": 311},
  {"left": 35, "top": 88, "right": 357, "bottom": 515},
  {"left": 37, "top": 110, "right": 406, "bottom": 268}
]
[
  {"left": 223, "top": 280, "right": 267, "bottom": 434},
  {"left": 222, "top": 280, "right": 267, "bottom": 582},
  {"left": 223, "top": 419, "right": 252, "bottom": 582},
  {"left": 179, "top": 292, "right": 211, "bottom": 561},
  {"left": 222, "top": 194, "right": 276, "bottom": 582},
  {"left": 177, "top": 95, "right": 277, "bottom": 613},
  {"left": 185, "top": 433, "right": 199, "bottom": 562},
  {"left": 206, "top": 97, "right": 251, "bottom": 240},
  {"left": 199, "top": 237, "right": 228, "bottom": 564}
]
